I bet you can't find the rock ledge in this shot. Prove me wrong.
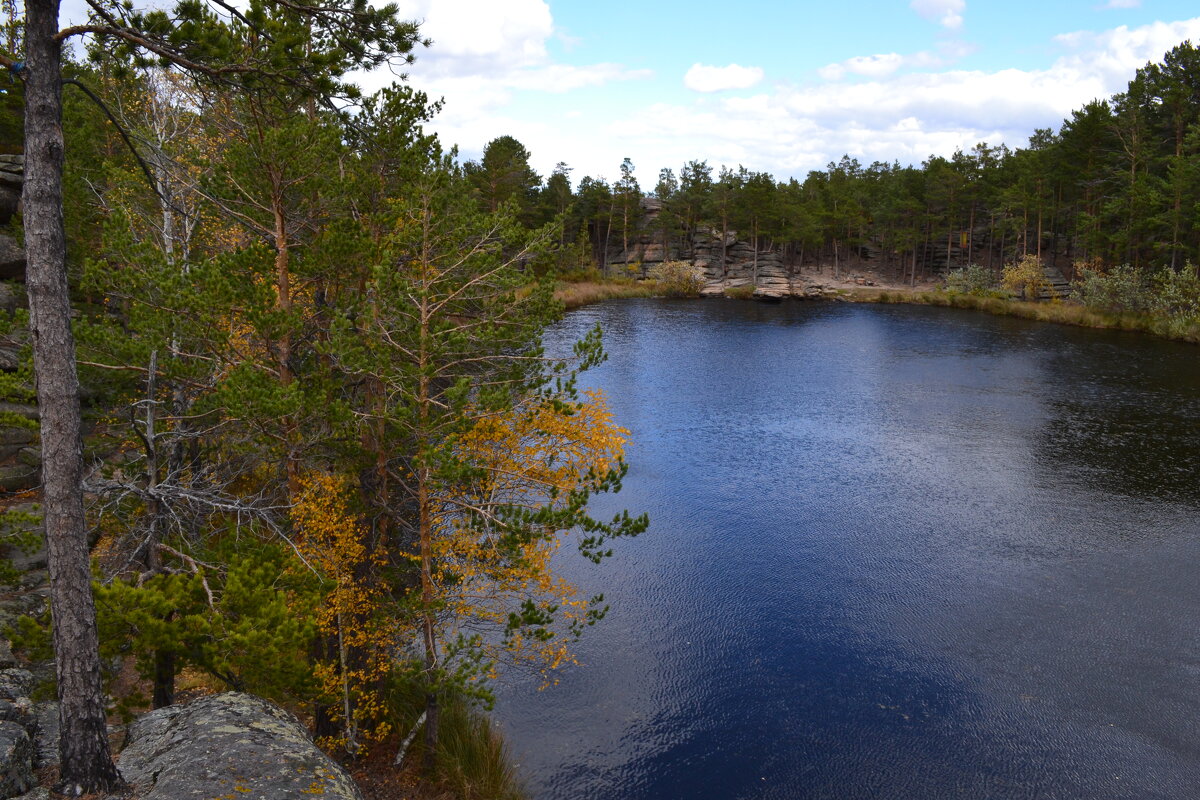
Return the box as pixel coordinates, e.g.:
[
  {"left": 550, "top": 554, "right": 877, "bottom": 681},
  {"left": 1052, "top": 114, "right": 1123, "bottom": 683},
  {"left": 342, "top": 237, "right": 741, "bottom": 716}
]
[{"left": 118, "top": 692, "right": 363, "bottom": 800}]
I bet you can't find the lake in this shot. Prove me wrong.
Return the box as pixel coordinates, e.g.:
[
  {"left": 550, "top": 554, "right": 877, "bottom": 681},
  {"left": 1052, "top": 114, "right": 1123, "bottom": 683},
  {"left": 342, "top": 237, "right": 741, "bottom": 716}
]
[{"left": 495, "top": 299, "right": 1200, "bottom": 800}]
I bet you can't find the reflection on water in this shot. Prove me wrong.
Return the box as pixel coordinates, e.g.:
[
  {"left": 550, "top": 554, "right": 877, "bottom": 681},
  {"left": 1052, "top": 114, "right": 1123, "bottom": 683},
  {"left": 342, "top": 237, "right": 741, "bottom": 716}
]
[{"left": 494, "top": 300, "right": 1200, "bottom": 800}]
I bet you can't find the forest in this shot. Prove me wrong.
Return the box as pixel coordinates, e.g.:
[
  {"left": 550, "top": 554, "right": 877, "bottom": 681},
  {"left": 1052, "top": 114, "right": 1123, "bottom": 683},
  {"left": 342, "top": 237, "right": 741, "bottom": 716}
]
[
  {"left": 3, "top": 1, "right": 647, "bottom": 797},
  {"left": 464, "top": 41, "right": 1200, "bottom": 285},
  {"left": 0, "top": 0, "right": 1198, "bottom": 796}
]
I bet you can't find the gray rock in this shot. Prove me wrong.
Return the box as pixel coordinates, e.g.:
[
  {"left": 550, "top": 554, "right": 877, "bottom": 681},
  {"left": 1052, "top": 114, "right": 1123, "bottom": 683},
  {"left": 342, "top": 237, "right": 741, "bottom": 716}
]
[
  {"left": 0, "top": 721, "right": 34, "bottom": 798},
  {"left": 119, "top": 692, "right": 364, "bottom": 800},
  {"left": 13, "top": 449, "right": 38, "bottom": 470},
  {"left": 0, "top": 187, "right": 18, "bottom": 227},
  {"left": 0, "top": 237, "right": 22, "bottom": 281},
  {"left": 0, "top": 641, "right": 14, "bottom": 671},
  {"left": 0, "top": 345, "right": 22, "bottom": 373},
  {"left": 0, "top": 464, "right": 37, "bottom": 494},
  {"left": 0, "top": 283, "right": 23, "bottom": 314},
  {"left": 0, "top": 672, "right": 33, "bottom": 703},
  {"left": 13, "top": 789, "right": 48, "bottom": 800},
  {"left": 0, "top": 700, "right": 32, "bottom": 735},
  {"left": 0, "top": 427, "right": 33, "bottom": 448},
  {"left": 31, "top": 702, "right": 56, "bottom": 768}
]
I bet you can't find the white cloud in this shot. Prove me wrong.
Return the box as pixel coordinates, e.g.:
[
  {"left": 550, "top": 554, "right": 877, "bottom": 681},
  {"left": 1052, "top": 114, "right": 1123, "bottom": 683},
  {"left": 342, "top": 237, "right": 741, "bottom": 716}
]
[
  {"left": 593, "top": 16, "right": 1200, "bottom": 182},
  {"left": 841, "top": 53, "right": 907, "bottom": 78},
  {"left": 394, "top": 0, "right": 553, "bottom": 71},
  {"left": 910, "top": 0, "right": 966, "bottom": 29},
  {"left": 820, "top": 51, "right": 941, "bottom": 80},
  {"left": 1104, "top": 0, "right": 1141, "bottom": 8},
  {"left": 684, "top": 63, "right": 766, "bottom": 93},
  {"left": 357, "top": 11, "right": 1200, "bottom": 188},
  {"left": 818, "top": 63, "right": 847, "bottom": 81},
  {"left": 818, "top": 40, "right": 976, "bottom": 82}
]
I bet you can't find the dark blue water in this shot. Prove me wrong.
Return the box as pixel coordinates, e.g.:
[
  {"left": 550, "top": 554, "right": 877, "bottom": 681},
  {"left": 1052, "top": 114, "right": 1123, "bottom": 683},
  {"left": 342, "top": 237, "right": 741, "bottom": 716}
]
[{"left": 495, "top": 299, "right": 1200, "bottom": 800}]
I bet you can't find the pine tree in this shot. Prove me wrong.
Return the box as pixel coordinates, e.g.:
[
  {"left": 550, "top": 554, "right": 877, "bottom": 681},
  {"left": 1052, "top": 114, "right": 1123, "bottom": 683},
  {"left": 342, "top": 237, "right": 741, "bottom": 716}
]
[
  {"left": 14, "top": 0, "right": 423, "bottom": 789},
  {"left": 325, "top": 160, "right": 645, "bottom": 769}
]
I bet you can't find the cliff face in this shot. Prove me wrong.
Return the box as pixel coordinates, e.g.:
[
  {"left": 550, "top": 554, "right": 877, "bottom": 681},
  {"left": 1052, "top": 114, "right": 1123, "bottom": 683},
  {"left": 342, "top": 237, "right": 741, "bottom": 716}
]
[
  {"left": 0, "top": 156, "right": 23, "bottom": 282},
  {"left": 606, "top": 198, "right": 838, "bottom": 300}
]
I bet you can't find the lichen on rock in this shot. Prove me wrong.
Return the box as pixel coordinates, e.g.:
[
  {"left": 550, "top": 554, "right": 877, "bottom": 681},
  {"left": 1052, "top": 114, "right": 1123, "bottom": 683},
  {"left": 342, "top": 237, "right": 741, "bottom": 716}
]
[{"left": 118, "top": 693, "right": 364, "bottom": 800}]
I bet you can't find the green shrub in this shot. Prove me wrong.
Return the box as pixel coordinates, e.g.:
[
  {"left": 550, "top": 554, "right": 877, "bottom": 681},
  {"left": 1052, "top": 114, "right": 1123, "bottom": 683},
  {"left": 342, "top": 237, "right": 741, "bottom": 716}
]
[
  {"left": 1071, "top": 264, "right": 1151, "bottom": 312},
  {"left": 1149, "top": 265, "right": 1200, "bottom": 336},
  {"left": 387, "top": 677, "right": 526, "bottom": 800},
  {"left": 944, "top": 264, "right": 997, "bottom": 296}
]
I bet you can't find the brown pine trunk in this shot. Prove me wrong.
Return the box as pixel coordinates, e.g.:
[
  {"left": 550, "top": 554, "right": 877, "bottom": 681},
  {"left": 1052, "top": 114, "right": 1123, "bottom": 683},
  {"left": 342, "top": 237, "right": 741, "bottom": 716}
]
[{"left": 24, "top": 0, "right": 123, "bottom": 792}]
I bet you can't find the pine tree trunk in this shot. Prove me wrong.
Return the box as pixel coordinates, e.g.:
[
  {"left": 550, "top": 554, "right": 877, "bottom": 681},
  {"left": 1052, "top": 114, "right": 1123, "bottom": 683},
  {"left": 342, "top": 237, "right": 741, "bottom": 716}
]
[
  {"left": 153, "top": 649, "right": 175, "bottom": 708},
  {"left": 23, "top": 0, "right": 123, "bottom": 792}
]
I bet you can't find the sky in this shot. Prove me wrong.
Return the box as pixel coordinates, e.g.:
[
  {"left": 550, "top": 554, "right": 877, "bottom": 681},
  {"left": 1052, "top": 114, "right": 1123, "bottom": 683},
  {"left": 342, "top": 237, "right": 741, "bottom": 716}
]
[
  {"left": 59, "top": 0, "right": 1200, "bottom": 186},
  {"left": 368, "top": 0, "right": 1200, "bottom": 186}
]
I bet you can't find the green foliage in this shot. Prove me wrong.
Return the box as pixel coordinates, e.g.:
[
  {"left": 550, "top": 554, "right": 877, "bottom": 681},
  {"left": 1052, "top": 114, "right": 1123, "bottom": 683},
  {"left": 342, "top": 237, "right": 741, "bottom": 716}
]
[
  {"left": 1149, "top": 265, "right": 1200, "bottom": 322},
  {"left": 723, "top": 284, "right": 756, "bottom": 300},
  {"left": 1071, "top": 264, "right": 1152, "bottom": 312},
  {"left": 94, "top": 541, "right": 319, "bottom": 704},
  {"left": 0, "top": 506, "right": 42, "bottom": 586},
  {"left": 387, "top": 675, "right": 527, "bottom": 800},
  {"left": 8, "top": 610, "right": 52, "bottom": 664},
  {"left": 466, "top": 135, "right": 542, "bottom": 222},
  {"left": 1072, "top": 263, "right": 1200, "bottom": 337},
  {"left": 944, "top": 264, "right": 998, "bottom": 296}
]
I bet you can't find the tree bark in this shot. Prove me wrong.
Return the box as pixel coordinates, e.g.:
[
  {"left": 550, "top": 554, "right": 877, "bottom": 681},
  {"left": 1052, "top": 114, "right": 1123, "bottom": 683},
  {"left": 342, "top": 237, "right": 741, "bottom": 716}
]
[{"left": 23, "top": 0, "right": 123, "bottom": 792}]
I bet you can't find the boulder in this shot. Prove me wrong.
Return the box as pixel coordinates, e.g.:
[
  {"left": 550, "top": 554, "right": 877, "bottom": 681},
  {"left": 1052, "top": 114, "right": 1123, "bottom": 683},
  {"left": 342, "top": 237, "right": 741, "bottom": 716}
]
[
  {"left": 0, "top": 721, "right": 34, "bottom": 798},
  {"left": 0, "top": 673, "right": 33, "bottom": 705},
  {"left": 0, "top": 465, "right": 37, "bottom": 495},
  {"left": 118, "top": 693, "right": 364, "bottom": 800}
]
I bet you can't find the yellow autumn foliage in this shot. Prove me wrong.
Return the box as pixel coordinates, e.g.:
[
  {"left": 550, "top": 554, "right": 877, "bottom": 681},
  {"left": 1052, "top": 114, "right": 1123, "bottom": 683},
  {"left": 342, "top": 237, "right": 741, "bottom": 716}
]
[
  {"left": 291, "top": 472, "right": 399, "bottom": 749},
  {"left": 431, "top": 389, "right": 628, "bottom": 681}
]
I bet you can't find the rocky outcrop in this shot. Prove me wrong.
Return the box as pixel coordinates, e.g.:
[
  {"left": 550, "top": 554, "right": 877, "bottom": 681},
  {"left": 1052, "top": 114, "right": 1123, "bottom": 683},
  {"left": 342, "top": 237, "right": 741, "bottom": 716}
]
[
  {"left": 609, "top": 199, "right": 843, "bottom": 301},
  {"left": 0, "top": 667, "right": 56, "bottom": 799},
  {"left": 0, "top": 155, "right": 34, "bottom": 495},
  {"left": 0, "top": 156, "right": 22, "bottom": 282},
  {"left": 119, "top": 693, "right": 364, "bottom": 800}
]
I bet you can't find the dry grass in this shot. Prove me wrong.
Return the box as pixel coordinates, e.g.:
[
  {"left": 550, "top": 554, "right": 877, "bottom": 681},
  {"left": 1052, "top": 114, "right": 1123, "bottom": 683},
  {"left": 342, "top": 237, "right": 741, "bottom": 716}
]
[
  {"left": 554, "top": 279, "right": 659, "bottom": 309},
  {"left": 863, "top": 289, "right": 1200, "bottom": 344}
]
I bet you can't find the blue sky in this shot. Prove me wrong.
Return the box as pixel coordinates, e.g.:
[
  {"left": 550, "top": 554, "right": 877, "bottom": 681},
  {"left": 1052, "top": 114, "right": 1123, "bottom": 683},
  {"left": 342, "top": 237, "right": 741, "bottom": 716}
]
[
  {"left": 371, "top": 0, "right": 1200, "bottom": 187},
  {"left": 54, "top": 0, "right": 1200, "bottom": 185}
]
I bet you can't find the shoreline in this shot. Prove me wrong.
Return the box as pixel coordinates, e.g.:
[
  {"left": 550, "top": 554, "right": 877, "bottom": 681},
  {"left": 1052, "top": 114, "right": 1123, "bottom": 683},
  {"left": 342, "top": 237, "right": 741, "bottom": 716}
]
[{"left": 554, "top": 276, "right": 1200, "bottom": 346}]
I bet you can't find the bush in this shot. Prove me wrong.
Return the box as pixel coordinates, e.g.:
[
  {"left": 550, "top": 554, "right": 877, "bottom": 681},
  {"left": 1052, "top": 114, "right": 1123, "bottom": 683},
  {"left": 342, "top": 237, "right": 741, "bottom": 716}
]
[
  {"left": 1149, "top": 264, "right": 1200, "bottom": 336},
  {"left": 944, "top": 264, "right": 997, "bottom": 296},
  {"left": 1001, "top": 254, "right": 1048, "bottom": 300},
  {"left": 1071, "top": 264, "right": 1151, "bottom": 313},
  {"left": 723, "top": 284, "right": 756, "bottom": 300},
  {"left": 650, "top": 260, "right": 705, "bottom": 297}
]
